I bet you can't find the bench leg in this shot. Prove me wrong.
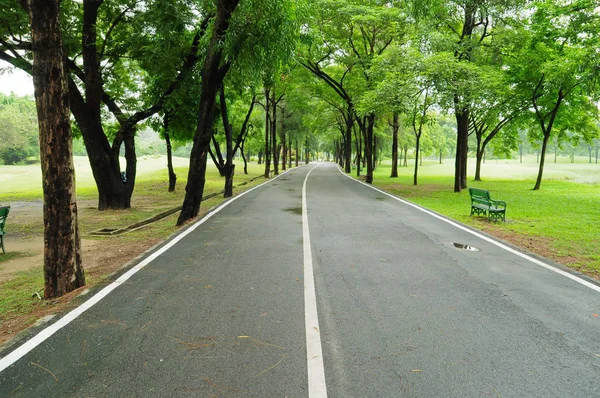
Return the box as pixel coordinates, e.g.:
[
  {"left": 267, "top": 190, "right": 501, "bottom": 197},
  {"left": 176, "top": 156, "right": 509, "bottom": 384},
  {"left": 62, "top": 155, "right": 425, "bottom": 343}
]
[
  {"left": 0, "top": 235, "right": 4, "bottom": 254},
  {"left": 488, "top": 211, "right": 505, "bottom": 222}
]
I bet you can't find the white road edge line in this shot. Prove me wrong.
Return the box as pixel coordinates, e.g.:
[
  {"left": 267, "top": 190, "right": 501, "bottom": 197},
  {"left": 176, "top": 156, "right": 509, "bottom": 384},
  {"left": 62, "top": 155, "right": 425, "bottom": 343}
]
[
  {"left": 336, "top": 165, "right": 600, "bottom": 294},
  {"left": 0, "top": 168, "right": 295, "bottom": 373},
  {"left": 303, "top": 164, "right": 328, "bottom": 398}
]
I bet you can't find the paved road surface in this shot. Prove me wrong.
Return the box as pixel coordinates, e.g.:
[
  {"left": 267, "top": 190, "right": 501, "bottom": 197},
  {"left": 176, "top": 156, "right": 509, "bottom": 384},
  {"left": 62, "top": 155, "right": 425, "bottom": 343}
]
[{"left": 1, "top": 163, "right": 599, "bottom": 397}]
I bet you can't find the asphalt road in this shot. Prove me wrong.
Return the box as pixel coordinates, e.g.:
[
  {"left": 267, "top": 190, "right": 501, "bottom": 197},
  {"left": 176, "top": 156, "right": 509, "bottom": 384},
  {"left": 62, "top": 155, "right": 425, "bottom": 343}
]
[{"left": 1, "top": 163, "right": 599, "bottom": 397}]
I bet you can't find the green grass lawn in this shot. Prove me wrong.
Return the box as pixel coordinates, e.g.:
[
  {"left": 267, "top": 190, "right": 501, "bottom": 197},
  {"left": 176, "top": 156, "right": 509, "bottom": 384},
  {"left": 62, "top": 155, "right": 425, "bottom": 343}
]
[{"left": 360, "top": 158, "right": 600, "bottom": 277}]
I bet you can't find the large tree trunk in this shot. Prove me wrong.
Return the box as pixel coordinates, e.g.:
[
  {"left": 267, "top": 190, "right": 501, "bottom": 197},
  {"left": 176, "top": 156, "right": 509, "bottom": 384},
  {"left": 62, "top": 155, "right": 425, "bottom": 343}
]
[
  {"left": 28, "top": 0, "right": 85, "bottom": 298},
  {"left": 65, "top": 1, "right": 134, "bottom": 211},
  {"left": 391, "top": 112, "right": 399, "bottom": 178},
  {"left": 295, "top": 140, "right": 299, "bottom": 167},
  {"left": 164, "top": 117, "right": 177, "bottom": 192},
  {"left": 178, "top": 0, "right": 239, "bottom": 225}
]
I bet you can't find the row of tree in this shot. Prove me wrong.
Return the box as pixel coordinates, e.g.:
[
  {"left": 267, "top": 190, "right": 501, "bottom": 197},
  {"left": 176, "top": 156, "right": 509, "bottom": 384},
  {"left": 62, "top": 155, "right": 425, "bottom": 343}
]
[{"left": 4, "top": 0, "right": 599, "bottom": 298}]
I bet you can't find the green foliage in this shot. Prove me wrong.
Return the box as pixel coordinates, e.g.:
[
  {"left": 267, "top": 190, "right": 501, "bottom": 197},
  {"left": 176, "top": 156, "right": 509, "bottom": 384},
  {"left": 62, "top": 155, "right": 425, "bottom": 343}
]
[{"left": 0, "top": 93, "right": 39, "bottom": 165}]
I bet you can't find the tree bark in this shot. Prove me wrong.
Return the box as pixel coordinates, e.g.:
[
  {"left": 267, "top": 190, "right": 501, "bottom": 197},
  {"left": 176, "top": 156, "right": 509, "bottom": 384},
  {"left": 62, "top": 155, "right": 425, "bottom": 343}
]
[
  {"left": 391, "top": 112, "right": 399, "bottom": 178},
  {"left": 474, "top": 133, "right": 483, "bottom": 181},
  {"left": 288, "top": 136, "right": 292, "bottom": 169},
  {"left": 271, "top": 90, "right": 279, "bottom": 176},
  {"left": 264, "top": 87, "right": 271, "bottom": 178},
  {"left": 178, "top": 0, "right": 239, "bottom": 225},
  {"left": 295, "top": 140, "right": 299, "bottom": 167},
  {"left": 534, "top": 133, "right": 550, "bottom": 190},
  {"left": 164, "top": 117, "right": 177, "bottom": 192},
  {"left": 219, "top": 85, "right": 235, "bottom": 197},
  {"left": 454, "top": 107, "right": 469, "bottom": 192},
  {"left": 28, "top": 0, "right": 85, "bottom": 298}
]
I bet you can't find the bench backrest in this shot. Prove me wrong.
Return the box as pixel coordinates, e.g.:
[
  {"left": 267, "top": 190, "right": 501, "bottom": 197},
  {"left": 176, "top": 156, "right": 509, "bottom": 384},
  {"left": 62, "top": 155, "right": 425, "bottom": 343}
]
[
  {"left": 0, "top": 206, "right": 9, "bottom": 232},
  {"left": 469, "top": 188, "right": 491, "bottom": 204}
]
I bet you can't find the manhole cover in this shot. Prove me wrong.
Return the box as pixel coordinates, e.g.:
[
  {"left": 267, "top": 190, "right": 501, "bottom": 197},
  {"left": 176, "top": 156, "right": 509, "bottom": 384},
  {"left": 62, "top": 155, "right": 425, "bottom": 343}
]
[{"left": 453, "top": 243, "right": 480, "bottom": 252}]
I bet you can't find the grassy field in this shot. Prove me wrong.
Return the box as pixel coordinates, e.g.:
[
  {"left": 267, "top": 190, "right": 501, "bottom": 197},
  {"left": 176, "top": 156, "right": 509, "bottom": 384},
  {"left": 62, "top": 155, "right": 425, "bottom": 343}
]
[
  {"left": 363, "top": 156, "right": 600, "bottom": 277},
  {"left": 0, "top": 156, "right": 272, "bottom": 345}
]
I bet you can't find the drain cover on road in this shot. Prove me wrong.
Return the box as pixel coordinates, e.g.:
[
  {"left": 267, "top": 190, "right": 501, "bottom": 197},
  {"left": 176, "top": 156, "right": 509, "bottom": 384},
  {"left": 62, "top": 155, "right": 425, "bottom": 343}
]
[{"left": 453, "top": 243, "right": 480, "bottom": 252}]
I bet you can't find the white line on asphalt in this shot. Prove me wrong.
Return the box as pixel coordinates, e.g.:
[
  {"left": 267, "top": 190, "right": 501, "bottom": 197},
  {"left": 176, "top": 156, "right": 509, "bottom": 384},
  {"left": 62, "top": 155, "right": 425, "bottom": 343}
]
[
  {"left": 303, "top": 165, "right": 328, "bottom": 398},
  {"left": 0, "top": 169, "right": 295, "bottom": 373},
  {"left": 336, "top": 165, "right": 600, "bottom": 294}
]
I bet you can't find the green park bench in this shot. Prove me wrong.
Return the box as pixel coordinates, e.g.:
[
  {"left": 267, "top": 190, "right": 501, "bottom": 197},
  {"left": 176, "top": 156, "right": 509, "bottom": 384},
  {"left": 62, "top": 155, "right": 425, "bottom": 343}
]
[
  {"left": 468, "top": 188, "right": 506, "bottom": 222},
  {"left": 0, "top": 206, "right": 9, "bottom": 254}
]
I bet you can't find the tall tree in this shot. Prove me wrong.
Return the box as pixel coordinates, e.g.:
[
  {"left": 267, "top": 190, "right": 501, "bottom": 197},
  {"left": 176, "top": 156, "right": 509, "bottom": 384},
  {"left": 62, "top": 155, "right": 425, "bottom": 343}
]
[
  {"left": 1, "top": 0, "right": 207, "bottom": 209},
  {"left": 25, "top": 0, "right": 85, "bottom": 298},
  {"left": 178, "top": 0, "right": 302, "bottom": 224},
  {"left": 506, "top": 1, "right": 600, "bottom": 190}
]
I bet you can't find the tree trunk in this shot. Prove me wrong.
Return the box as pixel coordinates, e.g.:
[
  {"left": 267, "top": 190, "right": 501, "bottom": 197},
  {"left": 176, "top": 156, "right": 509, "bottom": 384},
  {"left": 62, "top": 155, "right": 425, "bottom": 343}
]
[
  {"left": 534, "top": 132, "right": 550, "bottom": 190},
  {"left": 219, "top": 86, "right": 235, "bottom": 198},
  {"left": 65, "top": 2, "right": 134, "bottom": 211},
  {"left": 288, "top": 136, "right": 292, "bottom": 169},
  {"left": 454, "top": 107, "right": 469, "bottom": 192},
  {"left": 474, "top": 134, "right": 483, "bottom": 181},
  {"left": 241, "top": 138, "right": 248, "bottom": 174},
  {"left": 354, "top": 125, "right": 361, "bottom": 177},
  {"left": 295, "top": 139, "right": 299, "bottom": 167},
  {"left": 373, "top": 134, "right": 378, "bottom": 171},
  {"left": 258, "top": 151, "right": 263, "bottom": 165},
  {"left": 414, "top": 134, "right": 421, "bottom": 186},
  {"left": 345, "top": 105, "right": 353, "bottom": 173},
  {"left": 305, "top": 138, "right": 309, "bottom": 164},
  {"left": 28, "top": 0, "right": 85, "bottom": 298},
  {"left": 391, "top": 112, "right": 399, "bottom": 178},
  {"left": 519, "top": 145, "right": 523, "bottom": 163},
  {"left": 178, "top": 0, "right": 239, "bottom": 225},
  {"left": 164, "top": 118, "right": 177, "bottom": 192},
  {"left": 364, "top": 114, "right": 375, "bottom": 184},
  {"left": 272, "top": 90, "right": 279, "bottom": 176},
  {"left": 264, "top": 87, "right": 271, "bottom": 178}
]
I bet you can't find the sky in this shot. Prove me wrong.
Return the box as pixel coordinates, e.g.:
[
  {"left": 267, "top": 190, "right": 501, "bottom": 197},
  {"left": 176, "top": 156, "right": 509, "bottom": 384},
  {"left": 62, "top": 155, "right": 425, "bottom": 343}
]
[{"left": 0, "top": 62, "right": 34, "bottom": 96}]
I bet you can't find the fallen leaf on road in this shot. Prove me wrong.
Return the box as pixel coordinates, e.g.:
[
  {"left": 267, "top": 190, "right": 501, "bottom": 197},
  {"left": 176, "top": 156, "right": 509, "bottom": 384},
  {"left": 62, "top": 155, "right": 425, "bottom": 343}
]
[
  {"left": 238, "top": 336, "right": 250, "bottom": 339},
  {"left": 205, "top": 285, "right": 212, "bottom": 289},
  {"left": 412, "top": 369, "right": 422, "bottom": 373},
  {"left": 593, "top": 314, "right": 598, "bottom": 317}
]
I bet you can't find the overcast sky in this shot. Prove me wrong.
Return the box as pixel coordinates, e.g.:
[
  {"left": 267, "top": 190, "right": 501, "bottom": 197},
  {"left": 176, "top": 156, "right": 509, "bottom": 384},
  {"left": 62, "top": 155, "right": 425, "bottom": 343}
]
[{"left": 0, "top": 62, "right": 34, "bottom": 96}]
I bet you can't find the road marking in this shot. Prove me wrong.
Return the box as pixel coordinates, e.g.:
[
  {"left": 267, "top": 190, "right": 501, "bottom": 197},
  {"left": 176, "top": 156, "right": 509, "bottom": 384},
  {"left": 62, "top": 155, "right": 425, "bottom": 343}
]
[
  {"left": 0, "top": 169, "right": 295, "bottom": 373},
  {"left": 336, "top": 165, "right": 600, "bottom": 294},
  {"left": 303, "top": 165, "right": 328, "bottom": 398}
]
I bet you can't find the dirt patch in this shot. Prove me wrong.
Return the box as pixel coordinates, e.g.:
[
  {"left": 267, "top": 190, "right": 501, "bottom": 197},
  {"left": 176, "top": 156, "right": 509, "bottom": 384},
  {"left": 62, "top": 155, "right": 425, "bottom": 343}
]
[
  {"left": 0, "top": 235, "right": 159, "bottom": 346},
  {"left": 479, "top": 225, "right": 599, "bottom": 280}
]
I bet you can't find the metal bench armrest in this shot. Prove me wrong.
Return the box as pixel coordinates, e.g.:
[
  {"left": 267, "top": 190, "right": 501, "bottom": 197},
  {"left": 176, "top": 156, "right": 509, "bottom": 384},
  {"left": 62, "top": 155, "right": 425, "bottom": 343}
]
[{"left": 491, "top": 200, "right": 506, "bottom": 209}]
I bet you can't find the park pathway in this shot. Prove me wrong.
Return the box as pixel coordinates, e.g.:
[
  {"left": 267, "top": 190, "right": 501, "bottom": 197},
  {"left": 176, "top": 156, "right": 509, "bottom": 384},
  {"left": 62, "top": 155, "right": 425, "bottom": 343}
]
[{"left": 1, "top": 163, "right": 599, "bottom": 397}]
